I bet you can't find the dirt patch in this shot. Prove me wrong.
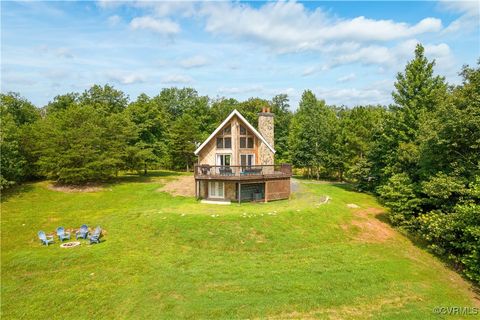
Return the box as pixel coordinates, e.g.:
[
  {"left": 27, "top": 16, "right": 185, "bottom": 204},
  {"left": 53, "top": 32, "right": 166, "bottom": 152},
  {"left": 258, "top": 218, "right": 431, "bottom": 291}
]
[
  {"left": 47, "top": 183, "right": 104, "bottom": 193},
  {"left": 342, "top": 207, "right": 395, "bottom": 243},
  {"left": 157, "top": 176, "right": 195, "bottom": 197},
  {"left": 263, "top": 294, "right": 421, "bottom": 319}
]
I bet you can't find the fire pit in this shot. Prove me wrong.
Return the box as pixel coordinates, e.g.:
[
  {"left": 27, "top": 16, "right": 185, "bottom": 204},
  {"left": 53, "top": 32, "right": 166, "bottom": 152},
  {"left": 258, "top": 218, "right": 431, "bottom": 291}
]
[{"left": 60, "top": 241, "right": 81, "bottom": 248}]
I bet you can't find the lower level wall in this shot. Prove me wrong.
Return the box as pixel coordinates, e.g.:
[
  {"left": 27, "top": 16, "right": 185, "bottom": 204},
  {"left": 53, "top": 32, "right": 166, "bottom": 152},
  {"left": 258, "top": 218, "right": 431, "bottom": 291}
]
[
  {"left": 265, "top": 178, "right": 291, "bottom": 201},
  {"left": 196, "top": 178, "right": 291, "bottom": 202},
  {"left": 197, "top": 180, "right": 237, "bottom": 201}
]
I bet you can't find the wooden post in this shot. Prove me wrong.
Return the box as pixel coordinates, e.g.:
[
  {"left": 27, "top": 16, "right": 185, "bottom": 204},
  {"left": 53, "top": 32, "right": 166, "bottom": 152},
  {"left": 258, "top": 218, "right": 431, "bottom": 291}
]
[
  {"left": 238, "top": 182, "right": 241, "bottom": 204},
  {"left": 264, "top": 181, "right": 268, "bottom": 203}
]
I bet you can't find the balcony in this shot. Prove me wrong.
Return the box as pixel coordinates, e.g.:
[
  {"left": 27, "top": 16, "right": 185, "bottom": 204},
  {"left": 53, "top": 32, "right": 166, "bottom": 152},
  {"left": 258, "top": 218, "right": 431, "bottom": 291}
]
[{"left": 194, "top": 164, "right": 292, "bottom": 181}]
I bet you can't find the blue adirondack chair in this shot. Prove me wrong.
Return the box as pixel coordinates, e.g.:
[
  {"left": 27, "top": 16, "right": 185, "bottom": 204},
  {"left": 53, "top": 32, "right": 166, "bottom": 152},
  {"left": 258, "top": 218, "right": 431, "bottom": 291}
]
[
  {"left": 56, "top": 226, "right": 71, "bottom": 241},
  {"left": 38, "top": 231, "right": 54, "bottom": 246},
  {"left": 75, "top": 224, "right": 89, "bottom": 239},
  {"left": 89, "top": 226, "right": 102, "bottom": 244}
]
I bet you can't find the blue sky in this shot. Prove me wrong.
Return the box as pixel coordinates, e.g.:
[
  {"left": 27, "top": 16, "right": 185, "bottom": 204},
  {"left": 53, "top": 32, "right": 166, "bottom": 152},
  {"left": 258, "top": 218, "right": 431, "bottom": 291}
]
[{"left": 1, "top": 1, "right": 479, "bottom": 108}]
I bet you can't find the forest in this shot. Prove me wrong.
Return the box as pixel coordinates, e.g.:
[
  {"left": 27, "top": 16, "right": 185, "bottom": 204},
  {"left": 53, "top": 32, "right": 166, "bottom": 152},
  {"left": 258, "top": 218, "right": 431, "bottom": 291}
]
[{"left": 1, "top": 44, "right": 479, "bottom": 284}]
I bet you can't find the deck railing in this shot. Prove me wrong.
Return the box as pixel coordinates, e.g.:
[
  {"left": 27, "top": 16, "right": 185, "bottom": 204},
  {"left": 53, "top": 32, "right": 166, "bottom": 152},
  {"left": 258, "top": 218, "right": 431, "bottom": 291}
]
[{"left": 194, "top": 164, "right": 292, "bottom": 179}]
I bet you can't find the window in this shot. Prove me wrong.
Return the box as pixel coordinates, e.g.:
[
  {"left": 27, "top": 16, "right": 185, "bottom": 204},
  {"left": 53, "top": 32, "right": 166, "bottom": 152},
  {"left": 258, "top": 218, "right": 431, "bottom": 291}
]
[
  {"left": 240, "top": 137, "right": 246, "bottom": 148},
  {"left": 247, "top": 137, "right": 253, "bottom": 148},
  {"left": 224, "top": 137, "right": 231, "bottom": 148},
  {"left": 216, "top": 154, "right": 231, "bottom": 166},
  {"left": 240, "top": 154, "right": 254, "bottom": 167},
  {"left": 216, "top": 138, "right": 223, "bottom": 148},
  {"left": 239, "top": 125, "right": 254, "bottom": 149},
  {"left": 240, "top": 125, "right": 246, "bottom": 135},
  {"left": 208, "top": 181, "right": 224, "bottom": 198},
  {"left": 223, "top": 125, "right": 231, "bottom": 135},
  {"left": 216, "top": 125, "right": 232, "bottom": 149}
]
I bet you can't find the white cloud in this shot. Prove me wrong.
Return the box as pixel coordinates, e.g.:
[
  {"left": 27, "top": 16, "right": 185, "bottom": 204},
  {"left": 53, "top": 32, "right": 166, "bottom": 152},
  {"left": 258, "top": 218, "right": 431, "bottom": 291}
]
[
  {"left": 440, "top": 0, "right": 479, "bottom": 34},
  {"left": 162, "top": 74, "right": 193, "bottom": 84},
  {"left": 56, "top": 47, "right": 74, "bottom": 59},
  {"left": 2, "top": 72, "right": 37, "bottom": 85},
  {"left": 179, "top": 55, "right": 209, "bottom": 68},
  {"left": 97, "top": 0, "right": 122, "bottom": 9},
  {"left": 439, "top": 0, "right": 479, "bottom": 16},
  {"left": 302, "top": 66, "right": 317, "bottom": 77},
  {"left": 316, "top": 87, "right": 391, "bottom": 107},
  {"left": 133, "top": 1, "right": 197, "bottom": 18},
  {"left": 302, "top": 65, "right": 329, "bottom": 77},
  {"left": 200, "top": 1, "right": 442, "bottom": 53},
  {"left": 107, "top": 15, "right": 121, "bottom": 26},
  {"left": 106, "top": 71, "right": 146, "bottom": 85},
  {"left": 326, "top": 39, "right": 453, "bottom": 71},
  {"left": 130, "top": 16, "right": 180, "bottom": 35},
  {"left": 218, "top": 85, "right": 264, "bottom": 95},
  {"left": 337, "top": 73, "right": 356, "bottom": 83}
]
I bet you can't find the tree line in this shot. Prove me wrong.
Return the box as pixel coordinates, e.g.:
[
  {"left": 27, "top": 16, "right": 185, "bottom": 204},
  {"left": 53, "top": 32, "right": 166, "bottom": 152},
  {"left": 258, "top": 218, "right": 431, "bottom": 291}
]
[{"left": 1, "top": 44, "right": 479, "bottom": 283}]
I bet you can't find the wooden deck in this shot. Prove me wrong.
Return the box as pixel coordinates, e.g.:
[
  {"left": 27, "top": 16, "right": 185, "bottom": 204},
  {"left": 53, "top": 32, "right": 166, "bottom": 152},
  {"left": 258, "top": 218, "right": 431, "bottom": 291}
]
[{"left": 194, "top": 164, "right": 292, "bottom": 181}]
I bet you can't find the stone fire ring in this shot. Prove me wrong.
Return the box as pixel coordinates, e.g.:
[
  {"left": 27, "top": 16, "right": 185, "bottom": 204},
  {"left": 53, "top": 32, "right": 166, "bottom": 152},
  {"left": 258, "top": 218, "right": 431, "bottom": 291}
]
[{"left": 60, "top": 241, "right": 81, "bottom": 248}]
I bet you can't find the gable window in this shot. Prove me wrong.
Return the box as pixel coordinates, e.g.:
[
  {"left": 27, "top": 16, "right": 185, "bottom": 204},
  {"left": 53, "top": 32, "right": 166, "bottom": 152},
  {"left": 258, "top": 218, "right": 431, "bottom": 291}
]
[
  {"left": 216, "top": 125, "right": 232, "bottom": 149},
  {"left": 239, "top": 125, "right": 254, "bottom": 149}
]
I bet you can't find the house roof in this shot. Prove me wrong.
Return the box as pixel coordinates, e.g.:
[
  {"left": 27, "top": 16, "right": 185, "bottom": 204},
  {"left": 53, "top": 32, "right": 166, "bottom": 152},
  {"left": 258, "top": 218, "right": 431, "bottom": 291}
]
[{"left": 194, "top": 109, "right": 276, "bottom": 156}]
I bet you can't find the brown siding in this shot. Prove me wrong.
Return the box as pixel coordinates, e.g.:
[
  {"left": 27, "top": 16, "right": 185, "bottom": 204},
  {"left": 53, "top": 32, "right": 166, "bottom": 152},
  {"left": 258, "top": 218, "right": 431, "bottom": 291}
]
[{"left": 265, "top": 178, "right": 290, "bottom": 201}]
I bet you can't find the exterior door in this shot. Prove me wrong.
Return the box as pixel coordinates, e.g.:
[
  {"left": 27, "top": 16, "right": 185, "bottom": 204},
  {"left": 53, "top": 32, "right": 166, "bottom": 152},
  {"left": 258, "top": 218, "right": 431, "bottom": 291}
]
[{"left": 208, "top": 181, "right": 225, "bottom": 199}]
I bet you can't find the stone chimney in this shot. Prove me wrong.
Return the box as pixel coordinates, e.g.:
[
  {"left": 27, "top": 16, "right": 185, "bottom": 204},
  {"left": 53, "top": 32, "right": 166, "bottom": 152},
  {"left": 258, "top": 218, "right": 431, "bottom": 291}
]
[{"left": 258, "top": 107, "right": 274, "bottom": 166}]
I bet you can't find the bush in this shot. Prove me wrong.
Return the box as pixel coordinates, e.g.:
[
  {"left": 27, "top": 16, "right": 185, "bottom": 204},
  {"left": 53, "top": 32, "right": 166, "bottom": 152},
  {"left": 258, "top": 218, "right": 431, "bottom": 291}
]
[
  {"left": 420, "top": 172, "right": 467, "bottom": 210},
  {"left": 414, "top": 204, "right": 480, "bottom": 284},
  {"left": 377, "top": 173, "right": 422, "bottom": 225}
]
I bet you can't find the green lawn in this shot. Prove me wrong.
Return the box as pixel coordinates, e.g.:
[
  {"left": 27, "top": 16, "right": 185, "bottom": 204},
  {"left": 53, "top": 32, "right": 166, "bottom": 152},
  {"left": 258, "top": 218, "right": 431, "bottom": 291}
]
[{"left": 1, "top": 172, "right": 478, "bottom": 319}]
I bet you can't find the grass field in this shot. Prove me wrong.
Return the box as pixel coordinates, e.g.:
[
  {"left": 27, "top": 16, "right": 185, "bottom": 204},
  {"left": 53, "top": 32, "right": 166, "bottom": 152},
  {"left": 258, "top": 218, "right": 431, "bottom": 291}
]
[{"left": 1, "top": 171, "right": 478, "bottom": 319}]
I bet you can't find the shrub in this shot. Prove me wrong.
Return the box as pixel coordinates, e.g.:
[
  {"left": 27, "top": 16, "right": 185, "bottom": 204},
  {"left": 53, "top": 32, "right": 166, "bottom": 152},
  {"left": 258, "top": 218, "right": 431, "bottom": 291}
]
[
  {"left": 377, "top": 173, "right": 422, "bottom": 225},
  {"left": 414, "top": 204, "right": 480, "bottom": 284}
]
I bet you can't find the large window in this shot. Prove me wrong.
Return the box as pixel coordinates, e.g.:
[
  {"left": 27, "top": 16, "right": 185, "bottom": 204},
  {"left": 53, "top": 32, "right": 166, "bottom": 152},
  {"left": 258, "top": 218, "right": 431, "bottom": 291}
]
[
  {"left": 216, "top": 124, "right": 232, "bottom": 149},
  {"left": 208, "top": 181, "right": 224, "bottom": 198},
  {"left": 240, "top": 154, "right": 254, "bottom": 167},
  {"left": 239, "top": 125, "right": 254, "bottom": 149}
]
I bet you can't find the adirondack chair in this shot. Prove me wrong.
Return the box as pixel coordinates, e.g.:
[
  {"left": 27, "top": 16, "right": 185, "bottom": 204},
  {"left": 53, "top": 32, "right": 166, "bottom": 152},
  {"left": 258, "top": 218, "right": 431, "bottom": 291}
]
[
  {"left": 38, "top": 231, "right": 54, "bottom": 246},
  {"left": 56, "top": 226, "right": 71, "bottom": 241},
  {"left": 75, "top": 224, "right": 89, "bottom": 239},
  {"left": 89, "top": 226, "right": 102, "bottom": 244}
]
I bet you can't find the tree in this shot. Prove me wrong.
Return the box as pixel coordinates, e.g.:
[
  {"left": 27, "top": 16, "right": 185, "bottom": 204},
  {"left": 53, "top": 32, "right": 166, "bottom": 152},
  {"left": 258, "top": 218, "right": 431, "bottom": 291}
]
[
  {"left": 289, "top": 90, "right": 339, "bottom": 179},
  {"left": 34, "top": 104, "right": 137, "bottom": 184},
  {"left": 169, "top": 113, "right": 201, "bottom": 171},
  {"left": 0, "top": 93, "right": 41, "bottom": 189},
  {"left": 271, "top": 94, "right": 293, "bottom": 163},
  {"left": 79, "top": 84, "right": 129, "bottom": 114},
  {"left": 237, "top": 98, "right": 271, "bottom": 127},
  {"left": 418, "top": 62, "right": 480, "bottom": 181},
  {"left": 45, "top": 93, "right": 79, "bottom": 115},
  {"left": 209, "top": 97, "right": 239, "bottom": 125},
  {"left": 338, "top": 106, "right": 387, "bottom": 187},
  {"left": 371, "top": 44, "right": 447, "bottom": 188},
  {"left": 126, "top": 93, "right": 170, "bottom": 173}
]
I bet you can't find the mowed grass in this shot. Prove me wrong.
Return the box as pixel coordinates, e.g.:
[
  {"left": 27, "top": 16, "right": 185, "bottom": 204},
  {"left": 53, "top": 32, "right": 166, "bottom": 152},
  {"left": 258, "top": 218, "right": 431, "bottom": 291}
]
[{"left": 1, "top": 172, "right": 478, "bottom": 319}]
